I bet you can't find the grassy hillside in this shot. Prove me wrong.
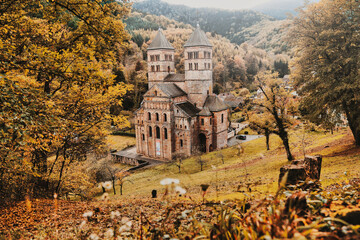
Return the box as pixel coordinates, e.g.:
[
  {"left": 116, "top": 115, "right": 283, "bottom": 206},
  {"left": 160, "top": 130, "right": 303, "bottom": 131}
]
[{"left": 110, "top": 128, "right": 359, "bottom": 200}]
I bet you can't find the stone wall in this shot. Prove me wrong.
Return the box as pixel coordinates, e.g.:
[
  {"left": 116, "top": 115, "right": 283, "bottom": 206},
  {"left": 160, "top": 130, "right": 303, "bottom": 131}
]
[
  {"left": 184, "top": 46, "right": 213, "bottom": 107},
  {"left": 135, "top": 98, "right": 173, "bottom": 160},
  {"left": 147, "top": 49, "right": 175, "bottom": 89},
  {"left": 212, "top": 110, "right": 229, "bottom": 149},
  {"left": 279, "top": 155, "right": 323, "bottom": 186}
]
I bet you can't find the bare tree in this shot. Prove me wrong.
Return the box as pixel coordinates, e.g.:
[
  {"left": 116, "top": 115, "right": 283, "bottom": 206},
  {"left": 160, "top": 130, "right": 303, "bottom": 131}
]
[
  {"left": 115, "top": 170, "right": 131, "bottom": 195},
  {"left": 173, "top": 154, "right": 185, "bottom": 173},
  {"left": 196, "top": 155, "right": 206, "bottom": 171},
  {"left": 216, "top": 151, "right": 224, "bottom": 164}
]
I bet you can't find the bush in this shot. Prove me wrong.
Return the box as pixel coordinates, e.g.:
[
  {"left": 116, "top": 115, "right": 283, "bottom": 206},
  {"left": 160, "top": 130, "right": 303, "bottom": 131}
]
[
  {"left": 237, "top": 117, "right": 245, "bottom": 123},
  {"left": 111, "top": 130, "right": 136, "bottom": 137}
]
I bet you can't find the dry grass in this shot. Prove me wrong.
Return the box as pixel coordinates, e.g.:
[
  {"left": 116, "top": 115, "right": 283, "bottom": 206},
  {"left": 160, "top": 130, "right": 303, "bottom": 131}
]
[
  {"left": 106, "top": 135, "right": 136, "bottom": 151},
  {"left": 109, "top": 128, "right": 360, "bottom": 201}
]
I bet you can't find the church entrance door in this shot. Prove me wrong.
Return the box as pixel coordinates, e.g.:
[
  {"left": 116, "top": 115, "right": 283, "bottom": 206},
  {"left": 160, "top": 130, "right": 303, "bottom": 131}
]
[{"left": 199, "top": 133, "right": 206, "bottom": 153}]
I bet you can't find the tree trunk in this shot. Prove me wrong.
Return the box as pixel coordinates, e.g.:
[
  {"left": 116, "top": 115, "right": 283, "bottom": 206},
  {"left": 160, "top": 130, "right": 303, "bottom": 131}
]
[
  {"left": 280, "top": 132, "right": 293, "bottom": 161},
  {"left": 272, "top": 105, "right": 293, "bottom": 161},
  {"left": 343, "top": 103, "right": 360, "bottom": 146},
  {"left": 265, "top": 129, "right": 270, "bottom": 150},
  {"left": 112, "top": 179, "right": 116, "bottom": 195},
  {"left": 56, "top": 160, "right": 66, "bottom": 194},
  {"left": 120, "top": 184, "right": 123, "bottom": 195}
]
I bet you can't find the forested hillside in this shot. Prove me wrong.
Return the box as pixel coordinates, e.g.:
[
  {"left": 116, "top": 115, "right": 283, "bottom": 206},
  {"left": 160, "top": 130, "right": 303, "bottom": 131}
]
[
  {"left": 233, "top": 19, "right": 292, "bottom": 54},
  {"left": 119, "top": 11, "right": 290, "bottom": 111},
  {"left": 132, "top": 0, "right": 290, "bottom": 54}
]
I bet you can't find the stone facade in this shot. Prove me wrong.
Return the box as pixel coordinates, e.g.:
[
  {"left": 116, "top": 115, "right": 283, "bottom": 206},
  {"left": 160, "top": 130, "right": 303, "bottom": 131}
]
[{"left": 135, "top": 27, "right": 229, "bottom": 161}]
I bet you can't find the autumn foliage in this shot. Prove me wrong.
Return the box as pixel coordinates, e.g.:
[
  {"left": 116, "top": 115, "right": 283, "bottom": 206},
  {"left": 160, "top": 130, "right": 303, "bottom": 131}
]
[{"left": 0, "top": 0, "right": 131, "bottom": 204}]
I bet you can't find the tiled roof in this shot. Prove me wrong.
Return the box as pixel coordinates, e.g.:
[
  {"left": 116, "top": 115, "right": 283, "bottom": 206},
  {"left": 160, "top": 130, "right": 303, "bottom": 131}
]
[
  {"left": 176, "top": 101, "right": 200, "bottom": 117},
  {"left": 197, "top": 107, "right": 212, "bottom": 116},
  {"left": 148, "top": 29, "right": 174, "bottom": 50},
  {"left": 203, "top": 95, "right": 229, "bottom": 112},
  {"left": 157, "top": 83, "right": 187, "bottom": 97},
  {"left": 164, "top": 74, "right": 185, "bottom": 82},
  {"left": 184, "top": 24, "right": 212, "bottom": 48}
]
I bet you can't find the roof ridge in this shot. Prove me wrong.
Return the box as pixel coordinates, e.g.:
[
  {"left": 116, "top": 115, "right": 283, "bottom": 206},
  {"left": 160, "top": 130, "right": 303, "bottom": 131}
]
[
  {"left": 148, "top": 29, "right": 175, "bottom": 50},
  {"left": 184, "top": 25, "right": 212, "bottom": 48}
]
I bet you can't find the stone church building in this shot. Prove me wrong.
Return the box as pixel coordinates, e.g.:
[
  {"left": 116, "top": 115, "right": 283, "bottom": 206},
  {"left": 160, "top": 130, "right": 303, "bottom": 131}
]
[{"left": 135, "top": 26, "right": 229, "bottom": 161}]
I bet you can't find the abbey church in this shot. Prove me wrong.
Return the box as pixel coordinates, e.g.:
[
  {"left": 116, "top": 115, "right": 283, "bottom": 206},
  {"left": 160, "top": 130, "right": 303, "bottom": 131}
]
[{"left": 135, "top": 26, "right": 229, "bottom": 161}]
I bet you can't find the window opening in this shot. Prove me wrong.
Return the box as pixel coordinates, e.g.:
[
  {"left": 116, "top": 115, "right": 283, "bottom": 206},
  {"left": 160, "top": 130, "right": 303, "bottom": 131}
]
[
  {"left": 164, "top": 128, "right": 168, "bottom": 139},
  {"left": 156, "top": 126, "right": 160, "bottom": 139}
]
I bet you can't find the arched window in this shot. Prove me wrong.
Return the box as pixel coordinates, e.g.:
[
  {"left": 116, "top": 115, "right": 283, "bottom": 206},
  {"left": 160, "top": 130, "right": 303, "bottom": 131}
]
[
  {"left": 156, "top": 113, "right": 159, "bottom": 121},
  {"left": 163, "top": 113, "right": 167, "bottom": 122},
  {"left": 168, "top": 66, "right": 170, "bottom": 73},
  {"left": 180, "top": 139, "right": 183, "bottom": 148},
  {"left": 149, "top": 126, "right": 152, "bottom": 137},
  {"left": 201, "top": 119, "right": 204, "bottom": 125},
  {"left": 142, "top": 134, "right": 145, "bottom": 141},
  {"left": 156, "top": 126, "right": 160, "bottom": 139},
  {"left": 164, "top": 128, "right": 168, "bottom": 139},
  {"left": 221, "top": 114, "right": 224, "bottom": 123},
  {"left": 154, "top": 90, "right": 157, "bottom": 96},
  {"left": 148, "top": 112, "right": 151, "bottom": 120}
]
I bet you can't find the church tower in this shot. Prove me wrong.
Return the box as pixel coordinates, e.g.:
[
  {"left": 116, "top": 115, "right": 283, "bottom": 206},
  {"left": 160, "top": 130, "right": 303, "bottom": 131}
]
[
  {"left": 147, "top": 29, "right": 175, "bottom": 89},
  {"left": 184, "top": 24, "right": 213, "bottom": 108}
]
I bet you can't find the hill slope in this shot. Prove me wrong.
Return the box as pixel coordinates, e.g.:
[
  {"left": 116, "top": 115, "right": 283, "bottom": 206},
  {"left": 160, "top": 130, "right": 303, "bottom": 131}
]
[
  {"left": 124, "top": 11, "right": 281, "bottom": 91},
  {"left": 133, "top": 0, "right": 291, "bottom": 53}
]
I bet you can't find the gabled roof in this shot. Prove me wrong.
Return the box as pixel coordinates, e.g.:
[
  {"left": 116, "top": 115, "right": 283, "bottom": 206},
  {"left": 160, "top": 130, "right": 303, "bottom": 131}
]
[
  {"left": 203, "top": 95, "right": 229, "bottom": 112},
  {"left": 197, "top": 107, "right": 212, "bottom": 116},
  {"left": 156, "top": 83, "right": 187, "bottom": 97},
  {"left": 176, "top": 101, "right": 200, "bottom": 117},
  {"left": 148, "top": 29, "right": 175, "bottom": 50},
  {"left": 184, "top": 24, "right": 212, "bottom": 48},
  {"left": 164, "top": 74, "right": 185, "bottom": 82}
]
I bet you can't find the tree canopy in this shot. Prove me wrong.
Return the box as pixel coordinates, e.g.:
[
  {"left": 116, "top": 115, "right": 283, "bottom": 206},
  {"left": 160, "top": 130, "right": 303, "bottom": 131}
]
[
  {"left": 290, "top": 0, "right": 360, "bottom": 145},
  {"left": 252, "top": 71, "right": 296, "bottom": 161},
  {"left": 0, "top": 0, "right": 131, "bottom": 203}
]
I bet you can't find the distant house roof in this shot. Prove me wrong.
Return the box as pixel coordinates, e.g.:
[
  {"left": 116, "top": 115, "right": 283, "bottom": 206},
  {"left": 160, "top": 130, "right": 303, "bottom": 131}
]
[
  {"left": 219, "top": 94, "right": 243, "bottom": 109},
  {"left": 164, "top": 74, "right": 185, "bottom": 82},
  {"left": 148, "top": 29, "right": 175, "bottom": 50},
  {"left": 157, "top": 83, "right": 187, "bottom": 97},
  {"left": 203, "top": 95, "right": 229, "bottom": 112},
  {"left": 197, "top": 107, "right": 212, "bottom": 116},
  {"left": 224, "top": 101, "right": 239, "bottom": 108},
  {"left": 176, "top": 101, "right": 200, "bottom": 117},
  {"left": 184, "top": 24, "right": 212, "bottom": 48}
]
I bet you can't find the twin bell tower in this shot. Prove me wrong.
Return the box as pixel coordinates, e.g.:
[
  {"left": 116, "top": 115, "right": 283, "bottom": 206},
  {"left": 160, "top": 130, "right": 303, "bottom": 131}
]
[{"left": 147, "top": 24, "right": 213, "bottom": 108}]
